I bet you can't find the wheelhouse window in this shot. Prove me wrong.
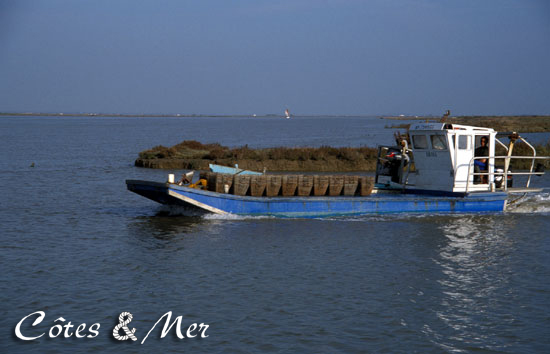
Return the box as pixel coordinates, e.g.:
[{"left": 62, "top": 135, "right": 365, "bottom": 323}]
[
  {"left": 458, "top": 135, "right": 470, "bottom": 150},
  {"left": 412, "top": 135, "right": 428, "bottom": 149},
  {"left": 430, "top": 135, "right": 447, "bottom": 150}
]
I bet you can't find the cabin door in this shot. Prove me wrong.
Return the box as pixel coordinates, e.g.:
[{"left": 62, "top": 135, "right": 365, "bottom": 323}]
[{"left": 453, "top": 134, "right": 473, "bottom": 187}]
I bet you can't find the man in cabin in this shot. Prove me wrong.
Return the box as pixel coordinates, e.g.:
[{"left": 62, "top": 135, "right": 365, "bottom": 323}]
[{"left": 474, "top": 136, "right": 489, "bottom": 183}]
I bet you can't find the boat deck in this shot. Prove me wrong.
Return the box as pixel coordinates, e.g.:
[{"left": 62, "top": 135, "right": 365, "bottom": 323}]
[{"left": 505, "top": 187, "right": 543, "bottom": 193}]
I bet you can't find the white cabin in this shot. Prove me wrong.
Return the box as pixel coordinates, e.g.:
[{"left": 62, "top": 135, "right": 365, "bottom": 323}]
[
  {"left": 408, "top": 123, "right": 496, "bottom": 192},
  {"left": 375, "top": 121, "right": 547, "bottom": 195}
]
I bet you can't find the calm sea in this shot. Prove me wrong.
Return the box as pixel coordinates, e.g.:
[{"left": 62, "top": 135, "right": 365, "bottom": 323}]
[{"left": 1, "top": 116, "right": 549, "bottom": 353}]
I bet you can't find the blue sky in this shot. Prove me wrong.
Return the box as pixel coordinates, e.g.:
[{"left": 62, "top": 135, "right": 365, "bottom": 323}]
[{"left": 1, "top": 0, "right": 549, "bottom": 116}]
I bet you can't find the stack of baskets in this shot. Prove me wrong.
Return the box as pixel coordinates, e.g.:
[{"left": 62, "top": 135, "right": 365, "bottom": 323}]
[{"left": 199, "top": 172, "right": 373, "bottom": 197}]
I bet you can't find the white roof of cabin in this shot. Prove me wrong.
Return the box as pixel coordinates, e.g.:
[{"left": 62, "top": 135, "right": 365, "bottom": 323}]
[
  {"left": 409, "top": 122, "right": 495, "bottom": 133},
  {"left": 409, "top": 123, "right": 446, "bottom": 131}
]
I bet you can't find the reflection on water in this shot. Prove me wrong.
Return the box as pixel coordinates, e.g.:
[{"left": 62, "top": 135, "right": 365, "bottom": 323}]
[
  {"left": 125, "top": 211, "right": 257, "bottom": 249},
  {"left": 425, "top": 215, "right": 521, "bottom": 351},
  {"left": 129, "top": 215, "right": 205, "bottom": 241}
]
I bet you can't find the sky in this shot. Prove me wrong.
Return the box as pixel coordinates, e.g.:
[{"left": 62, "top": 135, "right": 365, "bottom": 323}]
[{"left": 0, "top": 0, "right": 549, "bottom": 116}]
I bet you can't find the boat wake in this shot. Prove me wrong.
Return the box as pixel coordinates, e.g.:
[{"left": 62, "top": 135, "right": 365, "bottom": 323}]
[
  {"left": 203, "top": 213, "right": 275, "bottom": 221},
  {"left": 506, "top": 191, "right": 550, "bottom": 214}
]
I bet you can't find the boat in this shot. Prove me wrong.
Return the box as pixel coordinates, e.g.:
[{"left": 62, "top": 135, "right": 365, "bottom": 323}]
[
  {"left": 208, "top": 163, "right": 263, "bottom": 175},
  {"left": 285, "top": 108, "right": 290, "bottom": 119},
  {"left": 126, "top": 123, "right": 548, "bottom": 218}
]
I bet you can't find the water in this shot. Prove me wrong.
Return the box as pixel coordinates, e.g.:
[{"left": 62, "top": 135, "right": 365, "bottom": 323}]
[{"left": 1, "top": 116, "right": 549, "bottom": 353}]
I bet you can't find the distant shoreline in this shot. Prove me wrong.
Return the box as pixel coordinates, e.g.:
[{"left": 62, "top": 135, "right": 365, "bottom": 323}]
[
  {"left": 0, "top": 112, "right": 261, "bottom": 118},
  {"left": 3, "top": 112, "right": 549, "bottom": 119},
  {"left": 0, "top": 112, "right": 377, "bottom": 118},
  {"left": 3, "top": 112, "right": 550, "bottom": 132}
]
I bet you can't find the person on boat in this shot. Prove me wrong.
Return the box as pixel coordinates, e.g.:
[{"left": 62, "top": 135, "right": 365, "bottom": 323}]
[{"left": 474, "top": 136, "right": 489, "bottom": 183}]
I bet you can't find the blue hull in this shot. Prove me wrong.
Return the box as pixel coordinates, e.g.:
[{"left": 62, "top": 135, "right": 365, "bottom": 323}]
[{"left": 126, "top": 180, "right": 507, "bottom": 218}]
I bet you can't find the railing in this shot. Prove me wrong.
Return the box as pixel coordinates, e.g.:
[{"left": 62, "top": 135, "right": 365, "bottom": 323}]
[{"left": 465, "top": 155, "right": 549, "bottom": 193}]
